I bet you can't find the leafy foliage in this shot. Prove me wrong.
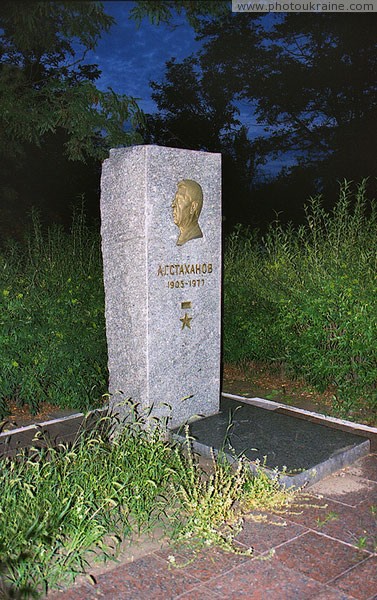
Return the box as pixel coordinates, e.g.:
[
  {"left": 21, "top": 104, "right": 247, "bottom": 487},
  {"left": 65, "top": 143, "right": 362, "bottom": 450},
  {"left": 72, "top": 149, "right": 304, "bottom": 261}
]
[
  {"left": 140, "top": 11, "right": 377, "bottom": 226},
  {"left": 0, "top": 409, "right": 296, "bottom": 595},
  {"left": 0, "top": 208, "right": 107, "bottom": 415},
  {"left": 197, "top": 13, "right": 377, "bottom": 195},
  {"left": 224, "top": 180, "right": 377, "bottom": 417},
  {"left": 130, "top": 0, "right": 229, "bottom": 29},
  {"left": 148, "top": 56, "right": 241, "bottom": 149},
  {"left": 0, "top": 1, "right": 143, "bottom": 162},
  {"left": 144, "top": 56, "right": 255, "bottom": 231}
]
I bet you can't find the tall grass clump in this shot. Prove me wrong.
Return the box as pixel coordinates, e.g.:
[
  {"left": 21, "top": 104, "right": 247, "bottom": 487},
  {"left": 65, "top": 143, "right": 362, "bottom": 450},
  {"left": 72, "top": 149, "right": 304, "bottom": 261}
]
[
  {"left": 224, "top": 180, "right": 377, "bottom": 418},
  {"left": 0, "top": 207, "right": 107, "bottom": 416},
  {"left": 0, "top": 410, "right": 181, "bottom": 594},
  {"left": 0, "top": 409, "right": 297, "bottom": 596}
]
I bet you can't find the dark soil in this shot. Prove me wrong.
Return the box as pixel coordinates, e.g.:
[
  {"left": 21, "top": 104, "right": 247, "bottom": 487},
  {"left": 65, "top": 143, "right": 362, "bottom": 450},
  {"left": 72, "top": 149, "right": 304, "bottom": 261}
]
[
  {"left": 0, "top": 400, "right": 81, "bottom": 431},
  {"left": 1, "top": 361, "right": 376, "bottom": 430},
  {"left": 222, "top": 361, "right": 377, "bottom": 428}
]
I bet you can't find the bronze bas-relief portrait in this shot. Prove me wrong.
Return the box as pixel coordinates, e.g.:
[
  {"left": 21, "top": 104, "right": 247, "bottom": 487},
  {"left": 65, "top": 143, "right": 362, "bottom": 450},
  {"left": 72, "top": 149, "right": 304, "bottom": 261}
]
[{"left": 172, "top": 179, "right": 203, "bottom": 246}]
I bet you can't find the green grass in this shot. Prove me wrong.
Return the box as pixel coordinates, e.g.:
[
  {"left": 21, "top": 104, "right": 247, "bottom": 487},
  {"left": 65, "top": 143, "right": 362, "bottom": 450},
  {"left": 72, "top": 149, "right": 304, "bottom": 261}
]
[
  {"left": 0, "top": 409, "right": 297, "bottom": 596},
  {"left": 3, "top": 183, "right": 373, "bottom": 594},
  {"left": 1, "top": 180, "right": 376, "bottom": 421},
  {"left": 224, "top": 179, "right": 377, "bottom": 419},
  {"left": 0, "top": 408, "right": 183, "bottom": 595},
  {"left": 0, "top": 206, "right": 107, "bottom": 416}
]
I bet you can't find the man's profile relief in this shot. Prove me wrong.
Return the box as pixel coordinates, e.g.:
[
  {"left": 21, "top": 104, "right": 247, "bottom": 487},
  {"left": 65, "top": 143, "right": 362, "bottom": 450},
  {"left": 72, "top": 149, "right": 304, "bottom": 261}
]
[{"left": 172, "top": 179, "right": 203, "bottom": 246}]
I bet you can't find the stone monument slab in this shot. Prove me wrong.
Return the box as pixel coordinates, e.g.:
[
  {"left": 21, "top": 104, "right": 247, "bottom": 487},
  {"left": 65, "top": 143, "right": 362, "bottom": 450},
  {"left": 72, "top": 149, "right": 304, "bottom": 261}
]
[
  {"left": 100, "top": 145, "right": 222, "bottom": 428},
  {"left": 173, "top": 395, "right": 370, "bottom": 488}
]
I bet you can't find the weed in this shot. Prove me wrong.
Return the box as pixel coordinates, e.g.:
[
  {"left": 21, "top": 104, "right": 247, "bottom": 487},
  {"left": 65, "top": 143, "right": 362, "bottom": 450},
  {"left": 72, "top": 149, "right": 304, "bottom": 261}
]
[
  {"left": 356, "top": 536, "right": 368, "bottom": 550},
  {"left": 169, "top": 429, "right": 297, "bottom": 555},
  {"left": 2, "top": 180, "right": 375, "bottom": 422},
  {"left": 224, "top": 180, "right": 377, "bottom": 420},
  {"left": 315, "top": 511, "right": 339, "bottom": 527},
  {"left": 0, "top": 410, "right": 298, "bottom": 595},
  {"left": 265, "top": 390, "right": 281, "bottom": 400},
  {"left": 0, "top": 409, "right": 181, "bottom": 594},
  {"left": 0, "top": 207, "right": 107, "bottom": 415},
  {"left": 171, "top": 431, "right": 249, "bottom": 553}
]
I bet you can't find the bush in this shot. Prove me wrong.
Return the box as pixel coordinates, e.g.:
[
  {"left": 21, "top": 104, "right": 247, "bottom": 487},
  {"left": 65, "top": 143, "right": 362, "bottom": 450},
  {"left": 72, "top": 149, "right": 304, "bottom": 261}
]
[
  {"left": 0, "top": 208, "right": 107, "bottom": 415},
  {"left": 224, "top": 180, "right": 377, "bottom": 417},
  {"left": 1, "top": 179, "right": 376, "bottom": 420}
]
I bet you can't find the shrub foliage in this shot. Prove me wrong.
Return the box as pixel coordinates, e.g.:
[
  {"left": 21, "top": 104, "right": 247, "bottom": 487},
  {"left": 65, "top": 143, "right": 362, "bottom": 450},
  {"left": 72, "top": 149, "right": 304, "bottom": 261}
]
[
  {"left": 0, "top": 208, "right": 107, "bottom": 415},
  {"left": 0, "top": 180, "right": 375, "bottom": 419},
  {"left": 224, "top": 180, "right": 377, "bottom": 416}
]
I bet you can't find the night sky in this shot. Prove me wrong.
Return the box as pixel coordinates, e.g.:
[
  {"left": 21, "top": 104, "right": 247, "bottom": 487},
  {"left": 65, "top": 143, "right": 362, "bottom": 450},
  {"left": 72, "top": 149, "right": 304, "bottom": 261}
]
[
  {"left": 85, "top": 1, "right": 202, "bottom": 114},
  {"left": 83, "top": 2, "right": 284, "bottom": 176},
  {"left": 2, "top": 3, "right": 374, "bottom": 237}
]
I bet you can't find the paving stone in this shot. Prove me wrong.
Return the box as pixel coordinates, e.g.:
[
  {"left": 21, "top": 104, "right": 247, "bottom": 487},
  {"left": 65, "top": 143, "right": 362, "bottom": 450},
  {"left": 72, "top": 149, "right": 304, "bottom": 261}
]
[
  {"left": 310, "top": 588, "right": 359, "bottom": 599},
  {"left": 207, "top": 558, "right": 323, "bottom": 599},
  {"left": 155, "top": 545, "right": 252, "bottom": 581},
  {"left": 44, "top": 456, "right": 377, "bottom": 600},
  {"left": 234, "top": 513, "right": 308, "bottom": 553},
  {"left": 310, "top": 473, "right": 377, "bottom": 507},
  {"left": 93, "top": 553, "right": 201, "bottom": 599},
  {"left": 346, "top": 454, "right": 377, "bottom": 483},
  {"left": 176, "top": 584, "right": 223, "bottom": 598},
  {"left": 330, "top": 555, "right": 377, "bottom": 600},
  {"left": 47, "top": 584, "right": 98, "bottom": 599},
  {"left": 273, "top": 530, "right": 369, "bottom": 583},
  {"left": 287, "top": 497, "right": 377, "bottom": 553}
]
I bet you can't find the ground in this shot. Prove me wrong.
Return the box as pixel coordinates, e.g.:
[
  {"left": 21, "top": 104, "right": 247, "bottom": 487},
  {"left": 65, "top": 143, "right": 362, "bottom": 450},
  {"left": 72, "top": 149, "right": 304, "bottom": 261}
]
[
  {"left": 222, "top": 362, "right": 377, "bottom": 428},
  {"left": 1, "top": 361, "right": 376, "bottom": 430}
]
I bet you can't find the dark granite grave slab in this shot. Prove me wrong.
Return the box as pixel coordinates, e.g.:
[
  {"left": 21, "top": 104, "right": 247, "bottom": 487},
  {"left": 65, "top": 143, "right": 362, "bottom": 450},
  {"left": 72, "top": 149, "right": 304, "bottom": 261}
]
[{"left": 172, "top": 396, "right": 370, "bottom": 488}]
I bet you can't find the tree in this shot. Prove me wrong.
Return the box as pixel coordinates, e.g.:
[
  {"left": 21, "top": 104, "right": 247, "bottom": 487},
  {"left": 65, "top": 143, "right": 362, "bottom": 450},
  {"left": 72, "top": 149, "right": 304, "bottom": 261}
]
[
  {"left": 0, "top": 1, "right": 230, "bottom": 164},
  {"left": 147, "top": 57, "right": 241, "bottom": 148},
  {"left": 198, "top": 13, "right": 377, "bottom": 196},
  {"left": 0, "top": 1, "right": 145, "bottom": 239},
  {"left": 144, "top": 56, "right": 256, "bottom": 231},
  {"left": 0, "top": 1, "right": 235, "bottom": 239},
  {"left": 129, "top": 1, "right": 229, "bottom": 29},
  {"left": 0, "top": 1, "right": 145, "bottom": 163}
]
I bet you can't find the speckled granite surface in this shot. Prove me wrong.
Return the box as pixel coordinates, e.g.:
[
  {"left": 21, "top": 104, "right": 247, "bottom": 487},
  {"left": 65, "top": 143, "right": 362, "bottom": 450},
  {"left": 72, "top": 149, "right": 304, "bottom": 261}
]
[
  {"left": 46, "top": 452, "right": 377, "bottom": 600},
  {"left": 181, "top": 397, "right": 368, "bottom": 467}
]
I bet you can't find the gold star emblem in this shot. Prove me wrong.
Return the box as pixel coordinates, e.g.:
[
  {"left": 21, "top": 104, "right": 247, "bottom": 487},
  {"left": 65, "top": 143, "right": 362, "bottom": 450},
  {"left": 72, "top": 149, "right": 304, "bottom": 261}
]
[{"left": 180, "top": 312, "right": 192, "bottom": 330}]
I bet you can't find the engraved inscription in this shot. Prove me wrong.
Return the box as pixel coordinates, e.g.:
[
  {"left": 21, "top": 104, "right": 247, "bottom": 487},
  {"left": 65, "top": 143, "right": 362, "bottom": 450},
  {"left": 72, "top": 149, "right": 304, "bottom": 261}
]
[
  {"left": 168, "top": 279, "right": 204, "bottom": 289},
  {"left": 172, "top": 180, "right": 203, "bottom": 246},
  {"left": 157, "top": 263, "right": 212, "bottom": 276},
  {"left": 157, "top": 262, "right": 213, "bottom": 291}
]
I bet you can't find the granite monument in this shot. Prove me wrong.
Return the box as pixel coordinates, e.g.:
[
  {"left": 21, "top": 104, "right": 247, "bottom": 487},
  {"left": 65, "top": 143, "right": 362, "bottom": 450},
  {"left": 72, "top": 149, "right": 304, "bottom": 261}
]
[{"left": 100, "top": 145, "right": 221, "bottom": 428}]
